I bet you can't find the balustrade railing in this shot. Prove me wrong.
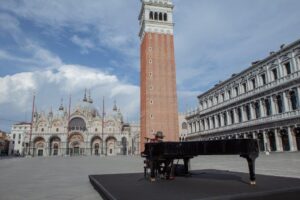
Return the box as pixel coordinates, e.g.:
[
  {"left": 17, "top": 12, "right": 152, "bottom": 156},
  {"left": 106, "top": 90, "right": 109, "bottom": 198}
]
[{"left": 186, "top": 71, "right": 300, "bottom": 118}]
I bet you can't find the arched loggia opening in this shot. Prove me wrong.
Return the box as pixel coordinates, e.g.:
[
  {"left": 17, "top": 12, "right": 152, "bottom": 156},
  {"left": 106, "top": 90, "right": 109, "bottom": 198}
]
[
  {"left": 257, "top": 133, "right": 265, "bottom": 151},
  {"left": 280, "top": 129, "right": 290, "bottom": 151},
  {"left": 267, "top": 131, "right": 276, "bottom": 151},
  {"left": 294, "top": 127, "right": 300, "bottom": 151}
]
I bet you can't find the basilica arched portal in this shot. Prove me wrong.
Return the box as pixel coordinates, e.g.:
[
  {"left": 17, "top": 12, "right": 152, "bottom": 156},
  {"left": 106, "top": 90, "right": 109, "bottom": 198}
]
[
  {"left": 49, "top": 136, "right": 61, "bottom": 156},
  {"left": 68, "top": 133, "right": 84, "bottom": 156},
  {"left": 106, "top": 136, "right": 117, "bottom": 156},
  {"left": 91, "top": 136, "right": 102, "bottom": 156},
  {"left": 33, "top": 137, "right": 46, "bottom": 157}
]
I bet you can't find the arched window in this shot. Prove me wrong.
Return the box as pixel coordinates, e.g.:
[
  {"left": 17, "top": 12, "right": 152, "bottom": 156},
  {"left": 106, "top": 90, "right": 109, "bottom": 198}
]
[
  {"left": 217, "top": 115, "right": 221, "bottom": 127},
  {"left": 245, "top": 104, "right": 251, "bottom": 120},
  {"left": 276, "top": 95, "right": 283, "bottom": 113},
  {"left": 164, "top": 13, "right": 168, "bottom": 21},
  {"left": 223, "top": 112, "right": 227, "bottom": 126},
  {"left": 181, "top": 122, "right": 187, "bottom": 129},
  {"left": 159, "top": 13, "right": 163, "bottom": 21},
  {"left": 230, "top": 110, "right": 234, "bottom": 124},
  {"left": 69, "top": 117, "right": 86, "bottom": 131},
  {"left": 265, "top": 98, "right": 271, "bottom": 116},
  {"left": 290, "top": 90, "right": 298, "bottom": 110},
  {"left": 149, "top": 11, "right": 153, "bottom": 20},
  {"left": 41, "top": 128, "right": 44, "bottom": 132},
  {"left": 238, "top": 107, "right": 242, "bottom": 123},
  {"left": 56, "top": 128, "right": 59, "bottom": 132},
  {"left": 255, "top": 102, "right": 260, "bottom": 118},
  {"left": 154, "top": 12, "right": 158, "bottom": 20}
]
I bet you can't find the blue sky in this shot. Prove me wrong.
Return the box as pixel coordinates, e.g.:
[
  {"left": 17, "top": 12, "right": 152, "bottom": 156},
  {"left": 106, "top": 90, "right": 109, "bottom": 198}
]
[{"left": 1, "top": 0, "right": 300, "bottom": 131}]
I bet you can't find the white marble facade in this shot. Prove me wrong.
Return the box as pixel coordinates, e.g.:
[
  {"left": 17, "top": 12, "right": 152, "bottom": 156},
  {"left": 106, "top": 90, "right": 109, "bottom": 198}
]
[
  {"left": 186, "top": 39, "right": 300, "bottom": 152},
  {"left": 21, "top": 92, "right": 140, "bottom": 157}
]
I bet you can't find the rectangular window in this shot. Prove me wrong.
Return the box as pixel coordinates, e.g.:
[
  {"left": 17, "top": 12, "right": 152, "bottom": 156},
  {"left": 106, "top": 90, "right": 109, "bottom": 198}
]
[
  {"left": 230, "top": 110, "right": 234, "bottom": 124},
  {"left": 19, "top": 134, "right": 21, "bottom": 139},
  {"left": 235, "top": 87, "right": 239, "bottom": 96},
  {"left": 228, "top": 90, "right": 231, "bottom": 99},
  {"left": 13, "top": 134, "right": 16, "bottom": 139},
  {"left": 221, "top": 93, "right": 225, "bottom": 102},
  {"left": 238, "top": 108, "right": 242, "bottom": 123},
  {"left": 272, "top": 68, "right": 278, "bottom": 80},
  {"left": 261, "top": 74, "right": 266, "bottom": 85},
  {"left": 284, "top": 62, "right": 291, "bottom": 75},
  {"left": 223, "top": 113, "right": 227, "bottom": 126},
  {"left": 251, "top": 79, "right": 256, "bottom": 89},
  {"left": 245, "top": 104, "right": 251, "bottom": 120},
  {"left": 255, "top": 102, "right": 260, "bottom": 118}
]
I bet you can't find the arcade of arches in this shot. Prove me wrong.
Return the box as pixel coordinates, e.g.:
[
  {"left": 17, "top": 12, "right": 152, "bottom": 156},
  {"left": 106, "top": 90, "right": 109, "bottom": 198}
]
[
  {"left": 202, "top": 127, "right": 300, "bottom": 152},
  {"left": 31, "top": 133, "right": 130, "bottom": 156}
]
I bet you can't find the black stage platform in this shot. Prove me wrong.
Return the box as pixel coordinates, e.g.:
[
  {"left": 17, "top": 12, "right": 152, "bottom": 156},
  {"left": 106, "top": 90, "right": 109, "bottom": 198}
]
[{"left": 89, "top": 170, "right": 300, "bottom": 200}]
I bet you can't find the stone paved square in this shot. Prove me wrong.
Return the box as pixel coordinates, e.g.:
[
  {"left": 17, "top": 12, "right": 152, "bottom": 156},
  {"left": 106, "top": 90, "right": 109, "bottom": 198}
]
[{"left": 1, "top": 152, "right": 300, "bottom": 200}]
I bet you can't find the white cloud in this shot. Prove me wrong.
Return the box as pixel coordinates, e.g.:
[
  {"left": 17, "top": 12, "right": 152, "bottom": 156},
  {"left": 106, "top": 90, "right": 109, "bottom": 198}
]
[
  {"left": 0, "top": 64, "right": 140, "bottom": 127},
  {"left": 70, "top": 35, "right": 95, "bottom": 54}
]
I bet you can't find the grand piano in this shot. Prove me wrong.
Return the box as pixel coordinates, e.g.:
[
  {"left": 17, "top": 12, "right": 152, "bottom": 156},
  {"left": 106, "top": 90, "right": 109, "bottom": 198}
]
[{"left": 141, "top": 139, "right": 259, "bottom": 185}]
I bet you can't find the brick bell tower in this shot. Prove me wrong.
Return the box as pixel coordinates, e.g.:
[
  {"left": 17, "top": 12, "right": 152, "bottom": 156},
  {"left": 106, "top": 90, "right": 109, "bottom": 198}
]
[{"left": 139, "top": 0, "right": 179, "bottom": 150}]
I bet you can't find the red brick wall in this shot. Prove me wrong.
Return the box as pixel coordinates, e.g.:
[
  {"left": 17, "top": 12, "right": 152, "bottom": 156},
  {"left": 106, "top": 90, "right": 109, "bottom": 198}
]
[{"left": 140, "top": 32, "right": 179, "bottom": 151}]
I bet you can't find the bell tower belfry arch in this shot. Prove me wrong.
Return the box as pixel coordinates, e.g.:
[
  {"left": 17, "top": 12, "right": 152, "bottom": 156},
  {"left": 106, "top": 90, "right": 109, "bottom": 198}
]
[{"left": 139, "top": 0, "right": 179, "bottom": 150}]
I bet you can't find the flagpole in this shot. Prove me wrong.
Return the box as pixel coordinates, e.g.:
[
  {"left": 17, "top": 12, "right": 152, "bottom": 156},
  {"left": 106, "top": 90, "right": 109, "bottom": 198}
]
[
  {"left": 28, "top": 93, "right": 35, "bottom": 156},
  {"left": 67, "top": 95, "right": 71, "bottom": 155},
  {"left": 101, "top": 96, "right": 105, "bottom": 155}
]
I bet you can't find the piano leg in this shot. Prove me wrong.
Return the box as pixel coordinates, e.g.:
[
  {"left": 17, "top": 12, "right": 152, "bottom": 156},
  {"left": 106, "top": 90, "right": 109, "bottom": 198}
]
[
  {"left": 241, "top": 154, "right": 258, "bottom": 185},
  {"left": 183, "top": 158, "right": 190, "bottom": 176},
  {"left": 149, "top": 160, "right": 156, "bottom": 182}
]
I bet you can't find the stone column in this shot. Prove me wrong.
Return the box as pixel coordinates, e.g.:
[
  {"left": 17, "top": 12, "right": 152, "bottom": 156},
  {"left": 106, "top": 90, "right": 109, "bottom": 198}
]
[
  {"left": 291, "top": 53, "right": 298, "bottom": 72},
  {"left": 209, "top": 117, "right": 213, "bottom": 129},
  {"left": 220, "top": 113, "right": 224, "bottom": 127},
  {"left": 266, "top": 67, "right": 271, "bottom": 83},
  {"left": 274, "top": 129, "right": 283, "bottom": 152},
  {"left": 288, "top": 126, "right": 297, "bottom": 151},
  {"left": 250, "top": 102, "right": 255, "bottom": 120},
  {"left": 226, "top": 111, "right": 230, "bottom": 125},
  {"left": 263, "top": 130, "right": 270, "bottom": 152},
  {"left": 296, "top": 87, "right": 300, "bottom": 106},
  {"left": 283, "top": 91, "right": 290, "bottom": 112},
  {"left": 234, "top": 108, "right": 239, "bottom": 124},
  {"left": 270, "top": 95, "right": 277, "bottom": 115},
  {"left": 214, "top": 115, "right": 219, "bottom": 128},
  {"left": 242, "top": 105, "right": 247, "bottom": 122},
  {"left": 188, "top": 123, "right": 192, "bottom": 134},
  {"left": 252, "top": 132, "right": 257, "bottom": 139},
  {"left": 204, "top": 119, "right": 208, "bottom": 131},
  {"left": 226, "top": 111, "right": 232, "bottom": 125}
]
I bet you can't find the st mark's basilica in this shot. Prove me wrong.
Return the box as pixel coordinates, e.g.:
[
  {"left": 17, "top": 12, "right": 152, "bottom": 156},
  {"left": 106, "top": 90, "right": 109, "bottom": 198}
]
[{"left": 16, "top": 91, "right": 140, "bottom": 157}]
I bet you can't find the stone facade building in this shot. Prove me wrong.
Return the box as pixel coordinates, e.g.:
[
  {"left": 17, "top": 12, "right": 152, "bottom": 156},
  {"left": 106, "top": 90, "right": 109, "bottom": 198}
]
[
  {"left": 186, "top": 39, "right": 300, "bottom": 152},
  {"left": 21, "top": 92, "right": 140, "bottom": 157},
  {"left": 11, "top": 122, "right": 31, "bottom": 156},
  {"left": 139, "top": 0, "right": 179, "bottom": 150}
]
